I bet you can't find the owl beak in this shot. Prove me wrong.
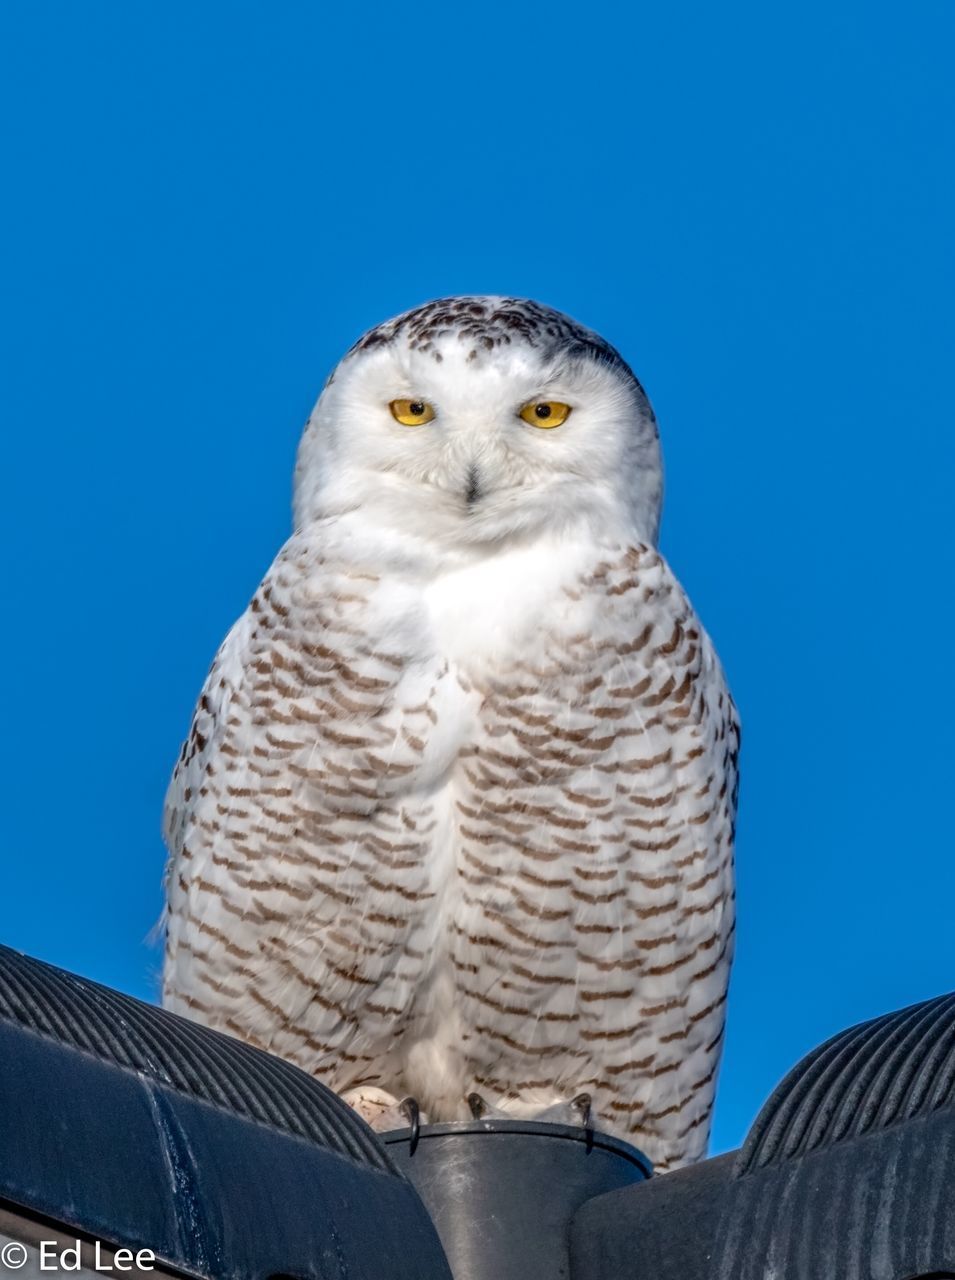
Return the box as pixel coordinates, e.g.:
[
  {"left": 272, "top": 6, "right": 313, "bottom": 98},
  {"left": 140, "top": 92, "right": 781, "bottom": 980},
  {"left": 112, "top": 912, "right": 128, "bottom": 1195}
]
[{"left": 464, "top": 464, "right": 482, "bottom": 507}]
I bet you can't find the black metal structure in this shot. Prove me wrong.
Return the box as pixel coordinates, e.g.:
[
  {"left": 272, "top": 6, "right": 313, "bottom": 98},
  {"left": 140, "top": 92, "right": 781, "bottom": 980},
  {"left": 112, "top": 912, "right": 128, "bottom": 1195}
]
[
  {"left": 2, "top": 941, "right": 955, "bottom": 1280},
  {"left": 0, "top": 944, "right": 451, "bottom": 1280},
  {"left": 571, "top": 991, "right": 955, "bottom": 1280},
  {"left": 386, "top": 1118, "right": 649, "bottom": 1280}
]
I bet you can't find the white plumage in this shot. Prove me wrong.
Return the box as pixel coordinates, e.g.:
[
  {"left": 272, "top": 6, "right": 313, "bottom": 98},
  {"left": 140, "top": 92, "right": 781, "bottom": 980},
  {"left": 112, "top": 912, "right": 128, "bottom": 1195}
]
[{"left": 163, "top": 296, "right": 738, "bottom": 1170}]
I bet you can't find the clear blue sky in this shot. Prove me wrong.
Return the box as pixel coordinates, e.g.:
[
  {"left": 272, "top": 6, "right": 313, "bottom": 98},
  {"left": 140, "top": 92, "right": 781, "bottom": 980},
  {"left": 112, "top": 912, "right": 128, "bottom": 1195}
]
[{"left": 1, "top": 3, "right": 952, "bottom": 1157}]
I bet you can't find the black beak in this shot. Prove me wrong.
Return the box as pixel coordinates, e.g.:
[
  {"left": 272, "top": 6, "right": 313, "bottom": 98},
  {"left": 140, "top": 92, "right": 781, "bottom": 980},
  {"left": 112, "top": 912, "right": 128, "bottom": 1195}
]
[{"left": 465, "top": 465, "right": 482, "bottom": 507}]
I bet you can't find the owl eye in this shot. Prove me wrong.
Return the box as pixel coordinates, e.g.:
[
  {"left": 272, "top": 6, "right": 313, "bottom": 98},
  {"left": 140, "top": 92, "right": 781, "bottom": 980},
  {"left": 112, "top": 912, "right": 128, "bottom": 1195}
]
[
  {"left": 519, "top": 401, "right": 572, "bottom": 429},
  {"left": 390, "top": 398, "right": 436, "bottom": 426}
]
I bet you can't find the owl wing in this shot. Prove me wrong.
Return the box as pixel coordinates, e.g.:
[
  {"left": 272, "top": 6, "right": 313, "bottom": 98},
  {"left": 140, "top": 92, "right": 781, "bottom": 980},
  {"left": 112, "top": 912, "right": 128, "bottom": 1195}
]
[
  {"left": 162, "top": 609, "right": 254, "bottom": 862},
  {"left": 160, "top": 527, "right": 460, "bottom": 1083},
  {"left": 453, "top": 542, "right": 738, "bottom": 1168},
  {"left": 586, "top": 548, "right": 739, "bottom": 1167}
]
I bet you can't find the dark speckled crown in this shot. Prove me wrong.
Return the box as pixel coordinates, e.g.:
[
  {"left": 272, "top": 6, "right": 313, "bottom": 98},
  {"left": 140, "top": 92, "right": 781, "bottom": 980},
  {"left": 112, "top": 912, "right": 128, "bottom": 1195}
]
[{"left": 346, "top": 295, "right": 645, "bottom": 392}]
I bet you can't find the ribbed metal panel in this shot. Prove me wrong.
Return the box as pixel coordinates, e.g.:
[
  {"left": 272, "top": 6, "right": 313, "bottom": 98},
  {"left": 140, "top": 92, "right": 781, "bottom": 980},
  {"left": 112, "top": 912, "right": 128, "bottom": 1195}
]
[
  {"left": 570, "top": 989, "right": 955, "bottom": 1278},
  {"left": 739, "top": 990, "right": 955, "bottom": 1173},
  {"left": 0, "top": 943, "right": 394, "bottom": 1173},
  {"left": 713, "top": 1110, "right": 955, "bottom": 1280}
]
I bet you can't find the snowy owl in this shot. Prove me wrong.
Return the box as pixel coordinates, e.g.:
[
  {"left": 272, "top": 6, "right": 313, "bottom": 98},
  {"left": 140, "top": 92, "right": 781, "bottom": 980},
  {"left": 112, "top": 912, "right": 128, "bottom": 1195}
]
[{"left": 162, "top": 296, "right": 738, "bottom": 1172}]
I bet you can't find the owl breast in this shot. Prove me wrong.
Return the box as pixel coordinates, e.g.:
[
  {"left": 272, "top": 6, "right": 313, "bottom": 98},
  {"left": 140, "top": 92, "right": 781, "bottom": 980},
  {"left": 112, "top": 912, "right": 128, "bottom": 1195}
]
[
  {"left": 164, "top": 525, "right": 735, "bottom": 1170},
  {"left": 399, "top": 538, "right": 736, "bottom": 1172}
]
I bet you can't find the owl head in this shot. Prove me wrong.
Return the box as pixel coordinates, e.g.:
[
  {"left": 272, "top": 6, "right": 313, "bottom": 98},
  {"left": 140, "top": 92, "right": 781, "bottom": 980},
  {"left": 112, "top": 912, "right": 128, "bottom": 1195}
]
[{"left": 294, "top": 297, "right": 662, "bottom": 548}]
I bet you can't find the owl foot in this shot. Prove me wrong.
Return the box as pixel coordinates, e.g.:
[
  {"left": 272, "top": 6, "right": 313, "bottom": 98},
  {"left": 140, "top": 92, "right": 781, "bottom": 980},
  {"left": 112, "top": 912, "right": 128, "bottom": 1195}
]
[
  {"left": 468, "top": 1090, "right": 595, "bottom": 1130},
  {"left": 341, "top": 1085, "right": 400, "bottom": 1128},
  {"left": 340, "top": 1086, "right": 429, "bottom": 1134},
  {"left": 467, "top": 1091, "right": 508, "bottom": 1120},
  {"left": 534, "top": 1092, "right": 594, "bottom": 1129}
]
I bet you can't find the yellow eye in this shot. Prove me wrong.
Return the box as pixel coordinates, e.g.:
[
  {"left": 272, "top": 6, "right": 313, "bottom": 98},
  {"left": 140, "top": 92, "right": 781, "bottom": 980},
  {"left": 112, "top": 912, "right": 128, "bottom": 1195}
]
[
  {"left": 390, "top": 398, "right": 435, "bottom": 426},
  {"left": 519, "top": 401, "right": 572, "bottom": 429}
]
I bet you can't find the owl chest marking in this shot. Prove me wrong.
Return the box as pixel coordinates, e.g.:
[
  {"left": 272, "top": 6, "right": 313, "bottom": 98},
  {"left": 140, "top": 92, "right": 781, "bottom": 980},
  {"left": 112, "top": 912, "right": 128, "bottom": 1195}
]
[
  {"left": 413, "top": 540, "right": 584, "bottom": 861},
  {"left": 394, "top": 540, "right": 594, "bottom": 1096},
  {"left": 414, "top": 537, "right": 607, "bottom": 882}
]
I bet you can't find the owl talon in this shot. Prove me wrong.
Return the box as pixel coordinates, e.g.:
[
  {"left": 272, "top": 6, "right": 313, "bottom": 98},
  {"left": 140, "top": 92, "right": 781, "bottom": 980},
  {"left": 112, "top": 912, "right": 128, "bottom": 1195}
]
[
  {"left": 399, "top": 1096, "right": 421, "bottom": 1152},
  {"left": 572, "top": 1093, "right": 595, "bottom": 1147},
  {"left": 571, "top": 1092, "right": 593, "bottom": 1129},
  {"left": 467, "top": 1091, "right": 489, "bottom": 1119}
]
